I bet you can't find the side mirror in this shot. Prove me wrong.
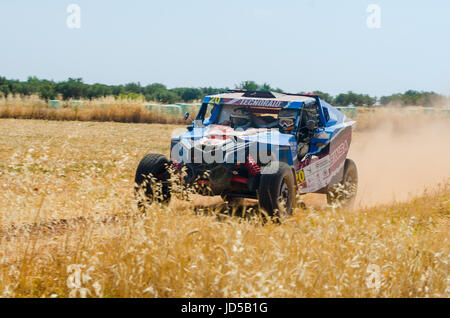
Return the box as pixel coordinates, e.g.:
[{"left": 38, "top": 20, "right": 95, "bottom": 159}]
[
  {"left": 184, "top": 112, "right": 190, "bottom": 121},
  {"left": 306, "top": 120, "right": 316, "bottom": 131}
]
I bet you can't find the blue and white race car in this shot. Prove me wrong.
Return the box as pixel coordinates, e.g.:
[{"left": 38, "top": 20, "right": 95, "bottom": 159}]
[{"left": 135, "top": 90, "right": 358, "bottom": 218}]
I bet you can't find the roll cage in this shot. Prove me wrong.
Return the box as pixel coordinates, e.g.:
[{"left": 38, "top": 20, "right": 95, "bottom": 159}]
[
  {"left": 195, "top": 90, "right": 328, "bottom": 127},
  {"left": 193, "top": 91, "right": 327, "bottom": 144}
]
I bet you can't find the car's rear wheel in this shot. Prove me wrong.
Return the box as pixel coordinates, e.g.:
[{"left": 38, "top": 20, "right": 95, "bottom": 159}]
[
  {"left": 134, "top": 154, "right": 171, "bottom": 211},
  {"left": 327, "top": 158, "right": 358, "bottom": 209},
  {"left": 258, "top": 162, "right": 295, "bottom": 220}
]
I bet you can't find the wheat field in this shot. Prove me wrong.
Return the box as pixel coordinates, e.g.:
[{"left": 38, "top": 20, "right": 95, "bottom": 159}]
[
  {"left": 0, "top": 114, "right": 448, "bottom": 298},
  {"left": 0, "top": 95, "right": 189, "bottom": 125}
]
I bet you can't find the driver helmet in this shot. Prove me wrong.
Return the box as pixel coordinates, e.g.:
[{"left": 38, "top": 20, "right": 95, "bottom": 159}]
[
  {"left": 278, "top": 109, "right": 297, "bottom": 133},
  {"left": 230, "top": 108, "right": 251, "bottom": 129}
]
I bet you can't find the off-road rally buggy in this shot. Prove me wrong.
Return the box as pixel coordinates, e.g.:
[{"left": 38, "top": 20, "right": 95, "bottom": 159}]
[{"left": 135, "top": 90, "right": 358, "bottom": 218}]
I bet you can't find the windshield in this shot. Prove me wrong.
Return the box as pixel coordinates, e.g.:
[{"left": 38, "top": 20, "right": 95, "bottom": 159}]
[{"left": 215, "top": 105, "right": 280, "bottom": 129}]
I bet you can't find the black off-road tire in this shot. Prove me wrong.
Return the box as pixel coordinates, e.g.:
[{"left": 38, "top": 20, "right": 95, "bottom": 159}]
[
  {"left": 258, "top": 162, "right": 296, "bottom": 219},
  {"left": 327, "top": 158, "right": 358, "bottom": 209},
  {"left": 134, "top": 154, "right": 171, "bottom": 210}
]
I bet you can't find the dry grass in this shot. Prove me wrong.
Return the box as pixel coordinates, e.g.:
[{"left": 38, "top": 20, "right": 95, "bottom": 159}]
[
  {"left": 0, "top": 95, "right": 188, "bottom": 125},
  {"left": 2, "top": 95, "right": 448, "bottom": 130},
  {"left": 0, "top": 118, "right": 448, "bottom": 298}
]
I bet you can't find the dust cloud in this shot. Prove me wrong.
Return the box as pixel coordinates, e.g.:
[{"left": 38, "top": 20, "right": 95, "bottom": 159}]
[{"left": 349, "top": 112, "right": 450, "bottom": 208}]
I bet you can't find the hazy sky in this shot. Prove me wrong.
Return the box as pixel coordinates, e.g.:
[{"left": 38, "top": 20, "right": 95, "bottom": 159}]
[{"left": 1, "top": 0, "right": 449, "bottom": 96}]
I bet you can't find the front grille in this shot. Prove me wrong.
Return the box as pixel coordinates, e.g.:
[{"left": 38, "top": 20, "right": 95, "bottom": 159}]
[{"left": 189, "top": 145, "right": 227, "bottom": 165}]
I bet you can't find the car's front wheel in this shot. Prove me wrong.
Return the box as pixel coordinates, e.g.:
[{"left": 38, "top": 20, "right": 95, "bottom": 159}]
[
  {"left": 134, "top": 154, "right": 171, "bottom": 211},
  {"left": 258, "top": 162, "right": 295, "bottom": 220}
]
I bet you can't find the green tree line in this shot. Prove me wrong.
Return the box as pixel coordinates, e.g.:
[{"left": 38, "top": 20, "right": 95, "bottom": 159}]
[
  {"left": 0, "top": 76, "right": 226, "bottom": 104},
  {"left": 0, "top": 77, "right": 447, "bottom": 107}
]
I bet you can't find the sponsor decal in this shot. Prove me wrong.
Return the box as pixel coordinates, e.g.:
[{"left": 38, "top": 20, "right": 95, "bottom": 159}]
[
  {"left": 300, "top": 155, "right": 331, "bottom": 193},
  {"left": 295, "top": 128, "right": 352, "bottom": 193},
  {"left": 330, "top": 140, "right": 349, "bottom": 167},
  {"left": 290, "top": 141, "right": 297, "bottom": 161},
  {"left": 329, "top": 128, "right": 351, "bottom": 172},
  {"left": 225, "top": 98, "right": 284, "bottom": 108}
]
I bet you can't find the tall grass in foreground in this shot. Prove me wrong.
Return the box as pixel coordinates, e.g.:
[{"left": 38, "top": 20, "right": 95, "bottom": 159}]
[
  {"left": 0, "top": 185, "right": 448, "bottom": 298},
  {"left": 0, "top": 119, "right": 448, "bottom": 298}
]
